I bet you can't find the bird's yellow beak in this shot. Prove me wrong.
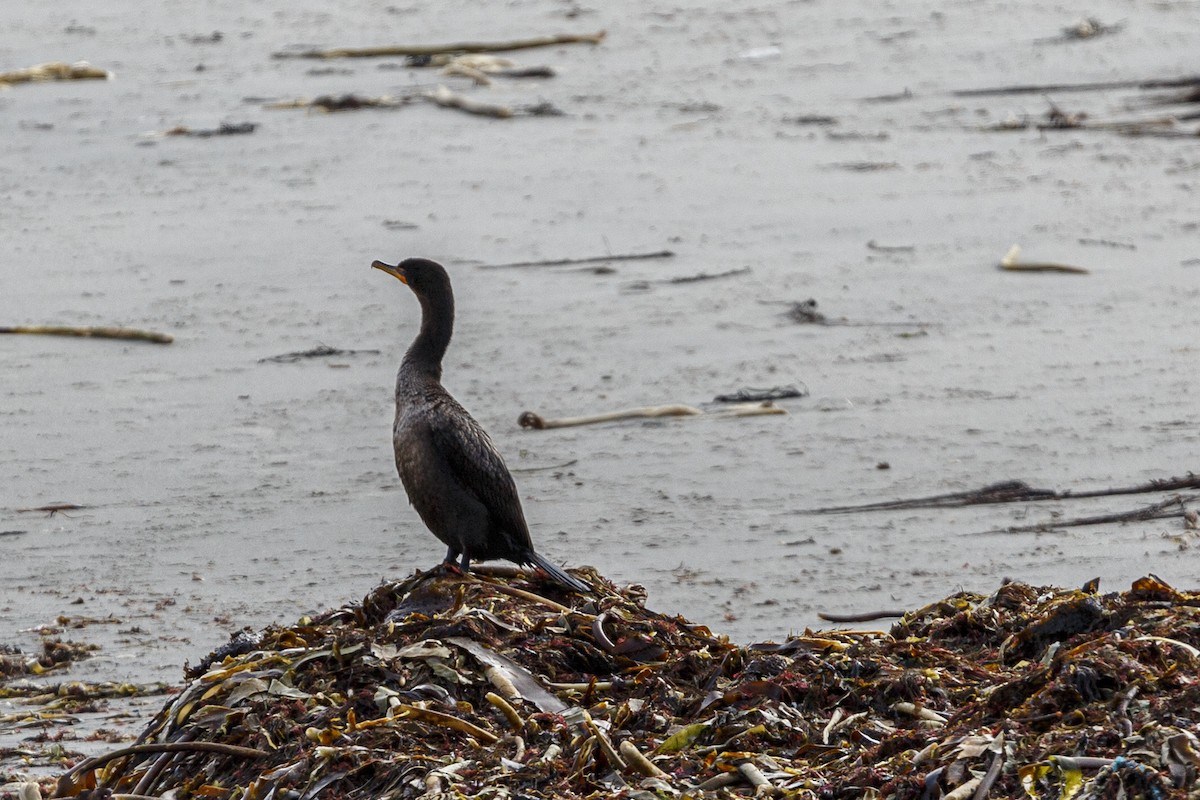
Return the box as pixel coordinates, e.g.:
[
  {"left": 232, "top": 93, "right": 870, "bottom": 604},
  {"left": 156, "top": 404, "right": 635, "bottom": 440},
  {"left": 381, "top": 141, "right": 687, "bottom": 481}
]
[{"left": 372, "top": 260, "right": 407, "bottom": 284}]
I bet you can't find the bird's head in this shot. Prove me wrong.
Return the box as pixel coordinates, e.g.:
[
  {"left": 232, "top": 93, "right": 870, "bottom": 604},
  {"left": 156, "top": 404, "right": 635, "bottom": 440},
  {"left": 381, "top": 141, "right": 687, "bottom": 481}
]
[{"left": 372, "top": 257, "right": 451, "bottom": 296}]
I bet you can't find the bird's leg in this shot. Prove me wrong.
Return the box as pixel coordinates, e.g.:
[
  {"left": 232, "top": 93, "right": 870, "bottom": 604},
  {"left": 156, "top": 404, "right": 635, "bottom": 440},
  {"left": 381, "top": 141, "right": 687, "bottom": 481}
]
[
  {"left": 440, "top": 548, "right": 465, "bottom": 576},
  {"left": 459, "top": 553, "right": 471, "bottom": 573}
]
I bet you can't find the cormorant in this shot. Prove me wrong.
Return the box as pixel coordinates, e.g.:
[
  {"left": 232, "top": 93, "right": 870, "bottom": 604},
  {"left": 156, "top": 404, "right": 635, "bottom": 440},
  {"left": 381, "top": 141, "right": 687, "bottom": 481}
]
[{"left": 372, "top": 257, "right": 589, "bottom": 594}]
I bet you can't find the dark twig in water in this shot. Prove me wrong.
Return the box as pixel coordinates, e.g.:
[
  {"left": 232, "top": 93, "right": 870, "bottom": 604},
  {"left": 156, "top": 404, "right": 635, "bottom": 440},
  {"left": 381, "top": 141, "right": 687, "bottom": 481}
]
[
  {"left": 272, "top": 31, "right": 606, "bottom": 60},
  {"left": 510, "top": 459, "right": 579, "bottom": 473},
  {"left": 818, "top": 609, "right": 906, "bottom": 623},
  {"left": 975, "top": 494, "right": 1197, "bottom": 535},
  {"left": 1078, "top": 238, "right": 1136, "bottom": 250},
  {"left": 800, "top": 473, "right": 1200, "bottom": 514},
  {"left": 666, "top": 267, "right": 750, "bottom": 284},
  {"left": 0, "top": 325, "right": 173, "bottom": 344},
  {"left": 867, "top": 240, "right": 915, "bottom": 253},
  {"left": 954, "top": 75, "right": 1200, "bottom": 97},
  {"left": 17, "top": 503, "right": 88, "bottom": 515},
  {"left": 259, "top": 345, "right": 381, "bottom": 363},
  {"left": 481, "top": 250, "right": 674, "bottom": 269},
  {"left": 714, "top": 386, "right": 807, "bottom": 403}
]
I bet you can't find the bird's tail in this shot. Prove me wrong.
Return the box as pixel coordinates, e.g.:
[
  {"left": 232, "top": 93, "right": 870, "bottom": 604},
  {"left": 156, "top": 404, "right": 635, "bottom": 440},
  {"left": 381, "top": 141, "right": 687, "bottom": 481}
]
[{"left": 525, "top": 551, "right": 591, "bottom": 594}]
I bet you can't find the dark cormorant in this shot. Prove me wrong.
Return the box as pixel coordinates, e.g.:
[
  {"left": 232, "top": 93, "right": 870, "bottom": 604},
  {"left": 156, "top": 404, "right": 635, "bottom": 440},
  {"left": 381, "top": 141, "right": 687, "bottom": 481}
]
[{"left": 372, "top": 257, "right": 589, "bottom": 594}]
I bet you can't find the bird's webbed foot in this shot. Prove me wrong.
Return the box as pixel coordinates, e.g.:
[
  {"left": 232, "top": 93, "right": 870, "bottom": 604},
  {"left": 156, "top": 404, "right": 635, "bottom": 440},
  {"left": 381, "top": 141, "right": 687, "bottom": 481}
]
[{"left": 440, "top": 548, "right": 466, "bottom": 576}]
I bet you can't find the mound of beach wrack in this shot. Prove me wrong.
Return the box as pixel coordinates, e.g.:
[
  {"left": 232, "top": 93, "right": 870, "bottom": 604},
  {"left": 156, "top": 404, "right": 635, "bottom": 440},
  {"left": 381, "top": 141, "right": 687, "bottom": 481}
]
[{"left": 50, "top": 569, "right": 1200, "bottom": 799}]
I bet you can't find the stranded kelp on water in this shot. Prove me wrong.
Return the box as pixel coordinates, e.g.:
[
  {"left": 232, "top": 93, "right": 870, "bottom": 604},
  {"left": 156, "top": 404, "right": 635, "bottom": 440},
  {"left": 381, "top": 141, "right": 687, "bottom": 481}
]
[{"left": 50, "top": 570, "right": 1200, "bottom": 799}]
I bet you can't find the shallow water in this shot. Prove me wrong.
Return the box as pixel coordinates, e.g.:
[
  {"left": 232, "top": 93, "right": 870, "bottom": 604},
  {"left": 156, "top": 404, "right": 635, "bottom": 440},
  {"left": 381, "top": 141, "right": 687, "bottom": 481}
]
[{"left": 2, "top": 0, "right": 1199, "bottom": 707}]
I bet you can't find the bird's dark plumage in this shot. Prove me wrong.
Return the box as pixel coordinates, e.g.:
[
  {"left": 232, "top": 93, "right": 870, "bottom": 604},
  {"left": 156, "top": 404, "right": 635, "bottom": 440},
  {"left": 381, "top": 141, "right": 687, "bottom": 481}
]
[{"left": 373, "top": 257, "right": 589, "bottom": 594}]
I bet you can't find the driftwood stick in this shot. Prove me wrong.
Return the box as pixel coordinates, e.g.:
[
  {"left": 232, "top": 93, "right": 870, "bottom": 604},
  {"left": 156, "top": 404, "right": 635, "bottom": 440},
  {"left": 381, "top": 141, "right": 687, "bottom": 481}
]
[
  {"left": 518, "top": 402, "right": 785, "bottom": 430},
  {"left": 801, "top": 474, "right": 1200, "bottom": 514},
  {"left": 481, "top": 250, "right": 674, "bottom": 269},
  {"left": 667, "top": 266, "right": 750, "bottom": 284},
  {"left": 425, "top": 85, "right": 513, "bottom": 118},
  {"left": 0, "top": 325, "right": 173, "bottom": 344},
  {"left": 954, "top": 75, "right": 1200, "bottom": 97},
  {"left": 520, "top": 405, "right": 702, "bottom": 429},
  {"left": 274, "top": 31, "right": 606, "bottom": 60},
  {"left": 999, "top": 244, "right": 1089, "bottom": 274},
  {"left": 0, "top": 61, "right": 109, "bottom": 85},
  {"left": 704, "top": 401, "right": 787, "bottom": 419},
  {"left": 510, "top": 459, "right": 579, "bottom": 473},
  {"left": 977, "top": 494, "right": 1196, "bottom": 535}
]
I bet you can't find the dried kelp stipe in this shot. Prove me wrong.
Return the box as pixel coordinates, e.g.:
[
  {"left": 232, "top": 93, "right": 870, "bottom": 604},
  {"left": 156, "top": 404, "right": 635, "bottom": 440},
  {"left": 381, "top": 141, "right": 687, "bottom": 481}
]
[
  {"left": 48, "top": 571, "right": 1200, "bottom": 799},
  {"left": 258, "top": 345, "right": 381, "bottom": 364},
  {"left": 999, "top": 244, "right": 1089, "bottom": 274},
  {"left": 518, "top": 401, "right": 785, "bottom": 430},
  {"left": 0, "top": 326, "right": 173, "bottom": 344},
  {"left": 0, "top": 61, "right": 109, "bottom": 86},
  {"left": 272, "top": 31, "right": 606, "bottom": 60}
]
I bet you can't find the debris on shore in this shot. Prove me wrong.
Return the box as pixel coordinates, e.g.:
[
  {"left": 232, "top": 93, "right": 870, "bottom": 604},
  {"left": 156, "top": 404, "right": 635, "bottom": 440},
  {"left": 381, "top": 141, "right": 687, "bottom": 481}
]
[{"left": 25, "top": 568, "right": 1200, "bottom": 799}]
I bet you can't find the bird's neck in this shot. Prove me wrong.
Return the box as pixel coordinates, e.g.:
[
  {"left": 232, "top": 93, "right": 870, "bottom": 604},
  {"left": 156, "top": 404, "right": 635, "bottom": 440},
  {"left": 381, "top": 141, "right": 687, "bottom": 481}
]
[{"left": 402, "top": 290, "right": 454, "bottom": 381}]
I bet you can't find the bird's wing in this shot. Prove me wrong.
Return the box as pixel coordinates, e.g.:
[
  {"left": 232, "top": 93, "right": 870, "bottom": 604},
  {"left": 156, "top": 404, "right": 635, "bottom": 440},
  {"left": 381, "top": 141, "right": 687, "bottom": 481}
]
[{"left": 426, "top": 399, "right": 534, "bottom": 550}]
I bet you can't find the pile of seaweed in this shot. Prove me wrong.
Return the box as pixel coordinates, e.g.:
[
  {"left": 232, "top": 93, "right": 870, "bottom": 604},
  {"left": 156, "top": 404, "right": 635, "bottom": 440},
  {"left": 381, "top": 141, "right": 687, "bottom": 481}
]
[{"left": 51, "top": 569, "right": 1200, "bottom": 799}]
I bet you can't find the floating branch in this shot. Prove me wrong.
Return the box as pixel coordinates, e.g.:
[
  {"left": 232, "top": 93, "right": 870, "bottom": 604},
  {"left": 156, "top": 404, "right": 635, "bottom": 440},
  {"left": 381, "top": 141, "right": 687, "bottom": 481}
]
[
  {"left": 954, "top": 75, "right": 1200, "bottom": 97},
  {"left": 258, "top": 344, "right": 381, "bottom": 363},
  {"left": 0, "top": 325, "right": 173, "bottom": 344},
  {"left": 0, "top": 61, "right": 109, "bottom": 86},
  {"left": 976, "top": 494, "right": 1197, "bottom": 535},
  {"left": 273, "top": 31, "right": 606, "bottom": 60},
  {"left": 424, "top": 85, "right": 514, "bottom": 118},
  {"left": 266, "top": 94, "right": 410, "bottom": 112},
  {"left": 518, "top": 401, "right": 785, "bottom": 430},
  {"left": 801, "top": 473, "right": 1200, "bottom": 514},
  {"left": 481, "top": 250, "right": 674, "bottom": 269},
  {"left": 667, "top": 266, "right": 750, "bottom": 284},
  {"left": 999, "top": 244, "right": 1089, "bottom": 274}
]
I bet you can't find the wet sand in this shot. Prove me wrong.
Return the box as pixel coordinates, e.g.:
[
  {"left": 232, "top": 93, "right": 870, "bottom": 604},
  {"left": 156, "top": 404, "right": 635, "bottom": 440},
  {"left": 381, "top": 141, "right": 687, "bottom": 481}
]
[{"left": 2, "top": 0, "right": 1199, "bottom": 737}]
